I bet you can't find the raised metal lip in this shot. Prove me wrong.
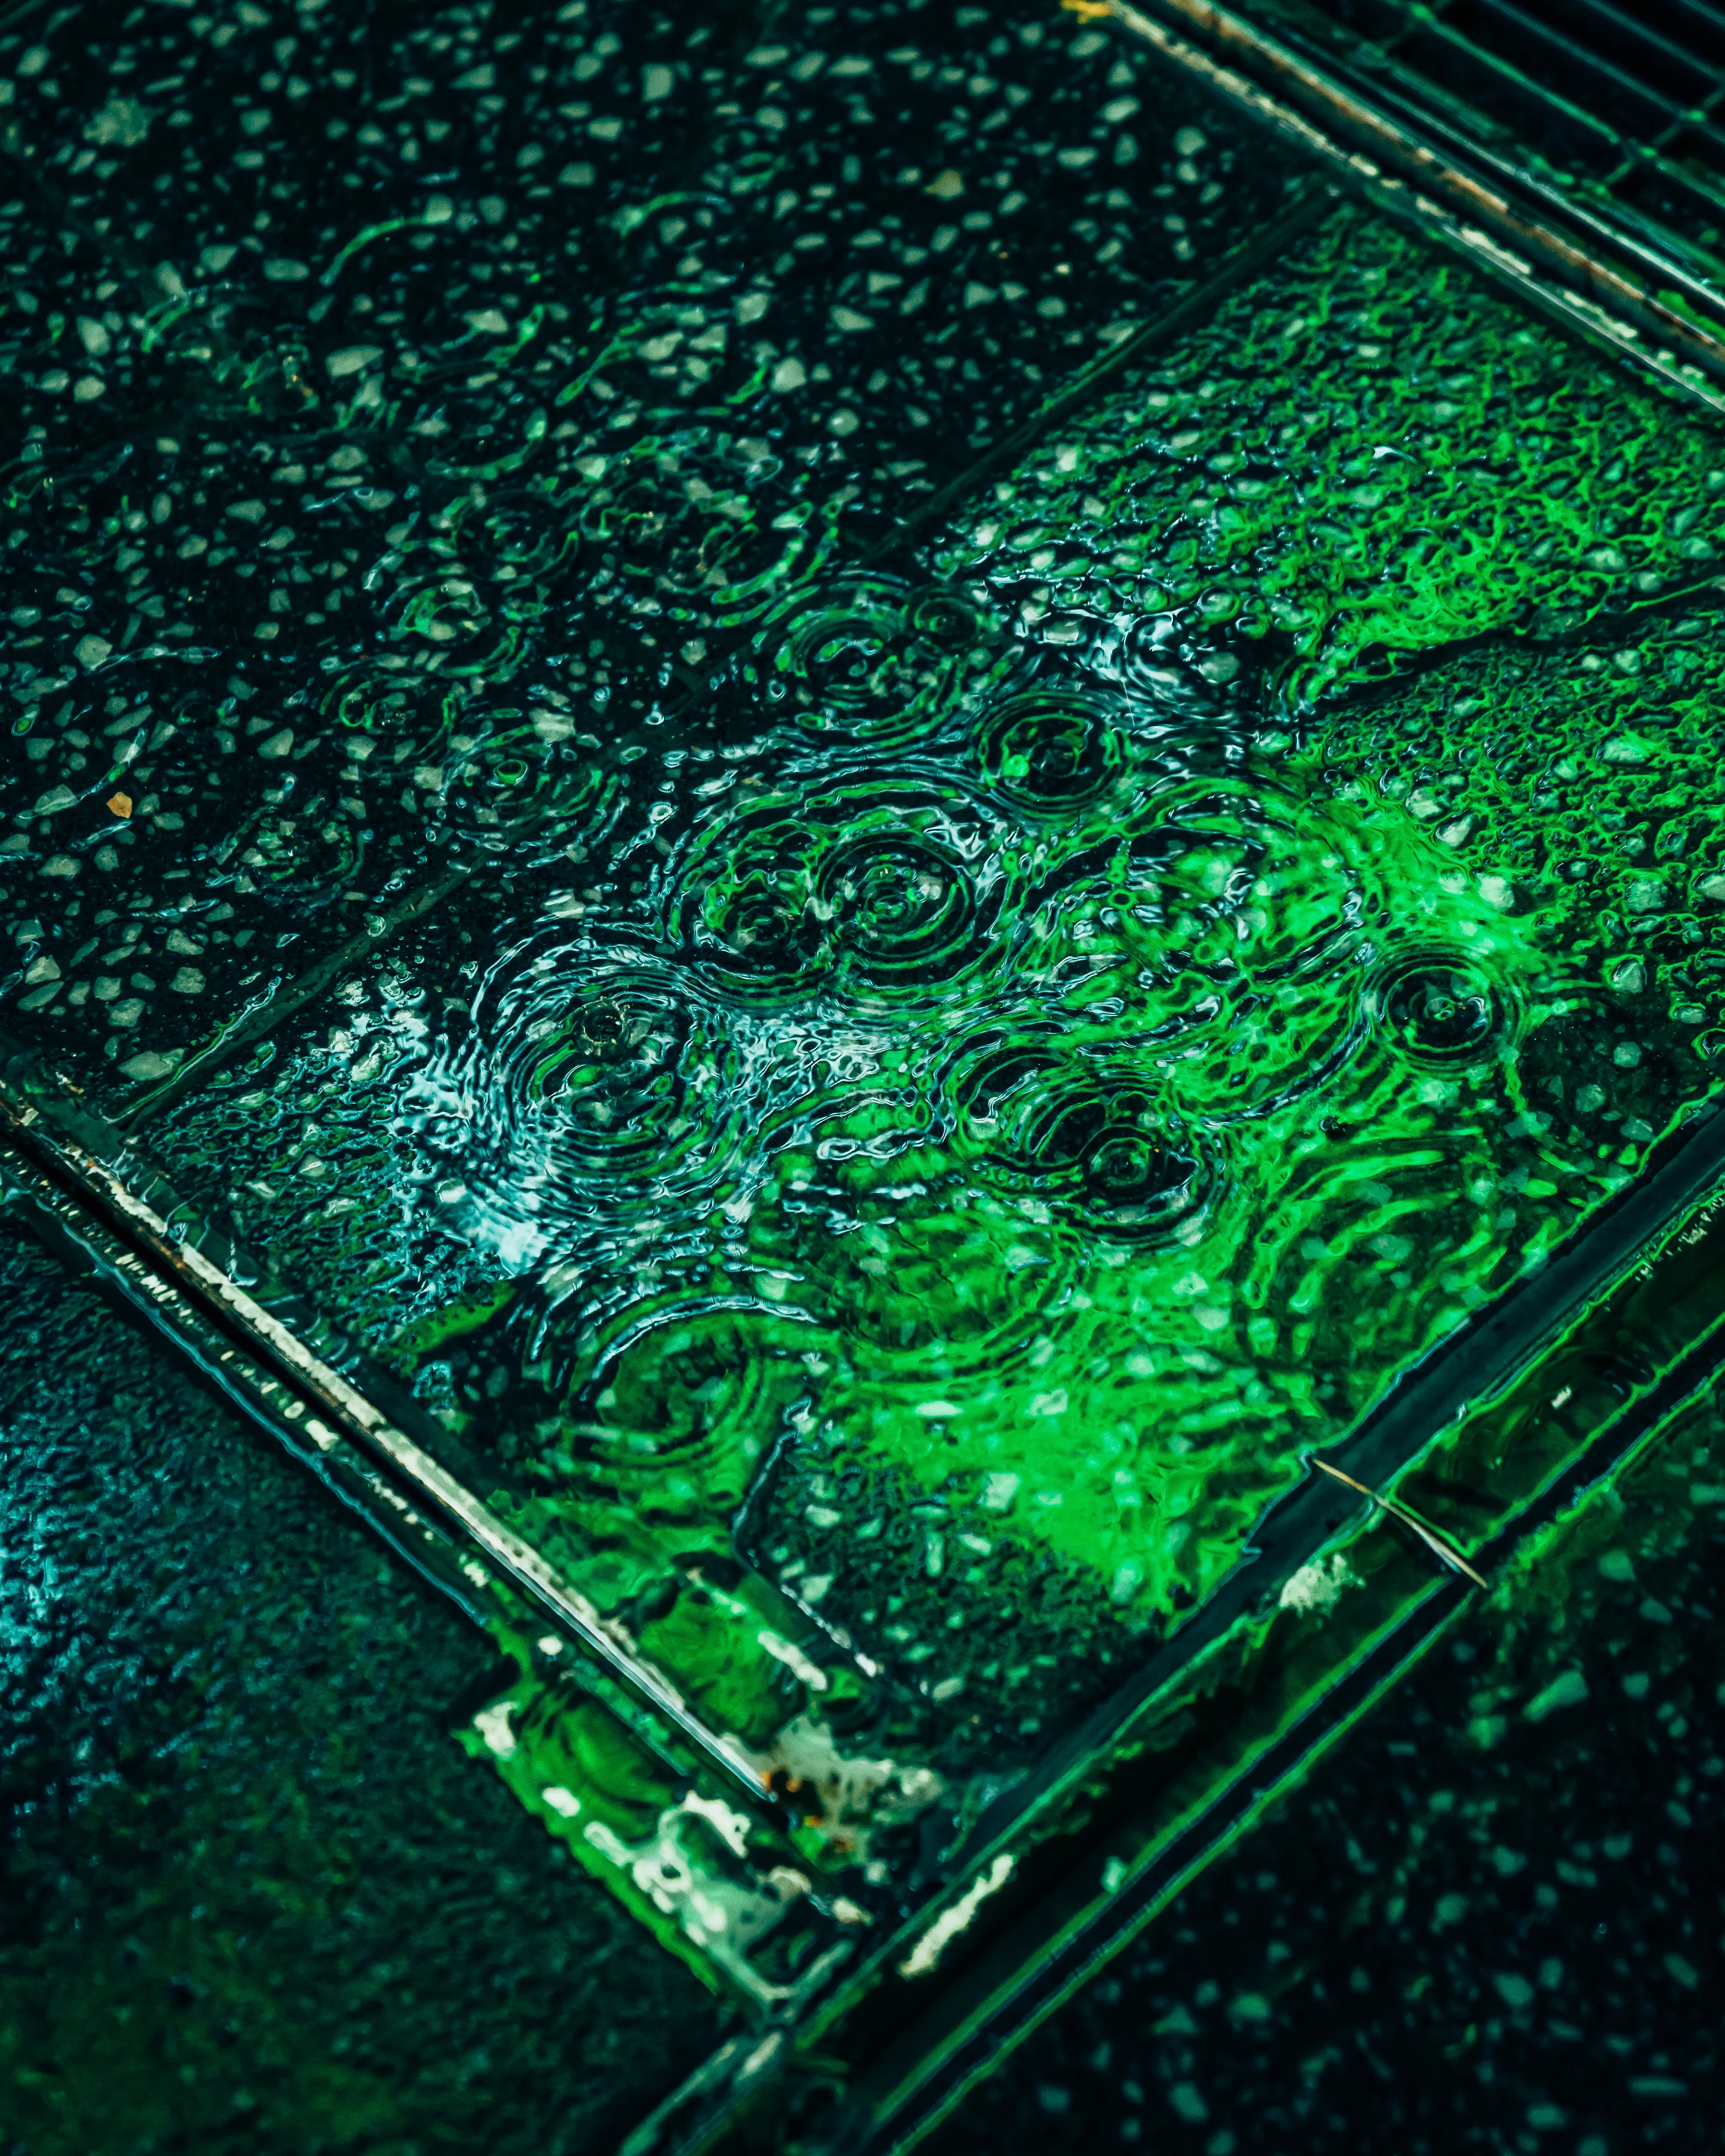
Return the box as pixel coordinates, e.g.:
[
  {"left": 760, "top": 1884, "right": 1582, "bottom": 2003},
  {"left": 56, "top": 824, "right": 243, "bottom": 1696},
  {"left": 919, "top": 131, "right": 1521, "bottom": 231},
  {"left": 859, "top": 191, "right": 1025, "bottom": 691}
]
[
  {"left": 941, "top": 1092, "right": 1725, "bottom": 1876},
  {"left": 636, "top": 1228, "right": 1725, "bottom": 2156},
  {"left": 849, "top": 1259, "right": 1725, "bottom": 2156},
  {"left": 0, "top": 1063, "right": 779, "bottom": 1814},
  {"left": 634, "top": 1101, "right": 1725, "bottom": 2154}
]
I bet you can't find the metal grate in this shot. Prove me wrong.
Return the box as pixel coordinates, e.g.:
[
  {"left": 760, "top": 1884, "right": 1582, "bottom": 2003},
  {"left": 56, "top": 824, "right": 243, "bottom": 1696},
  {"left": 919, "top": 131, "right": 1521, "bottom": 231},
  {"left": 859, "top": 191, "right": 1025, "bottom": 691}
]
[
  {"left": 1109, "top": 0, "right": 1725, "bottom": 407},
  {"left": 1290, "top": 0, "right": 1725, "bottom": 268}
]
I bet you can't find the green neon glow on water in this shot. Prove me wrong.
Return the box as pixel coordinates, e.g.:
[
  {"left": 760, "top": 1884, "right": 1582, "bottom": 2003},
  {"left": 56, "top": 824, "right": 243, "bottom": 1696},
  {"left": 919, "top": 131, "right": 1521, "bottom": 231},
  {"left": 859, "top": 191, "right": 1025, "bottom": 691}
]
[
  {"left": 384, "top": 210, "right": 1725, "bottom": 1826},
  {"left": 114, "top": 198, "right": 1725, "bottom": 1991},
  {"left": 940, "top": 210, "right": 1725, "bottom": 707}
]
